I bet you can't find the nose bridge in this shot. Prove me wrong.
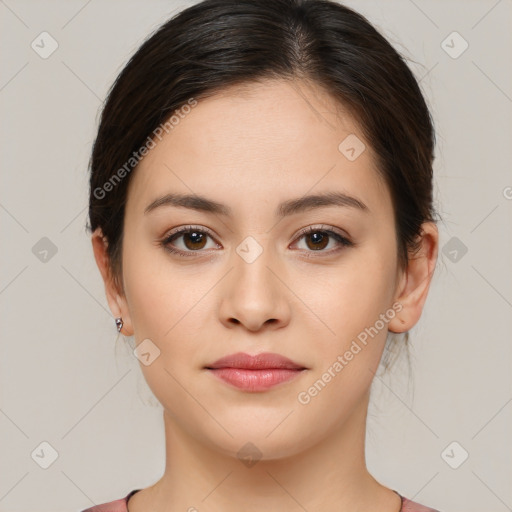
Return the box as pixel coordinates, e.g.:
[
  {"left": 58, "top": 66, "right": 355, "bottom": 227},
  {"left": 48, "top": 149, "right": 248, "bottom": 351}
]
[
  {"left": 233, "top": 234, "right": 278, "bottom": 300},
  {"left": 219, "top": 233, "right": 290, "bottom": 330}
]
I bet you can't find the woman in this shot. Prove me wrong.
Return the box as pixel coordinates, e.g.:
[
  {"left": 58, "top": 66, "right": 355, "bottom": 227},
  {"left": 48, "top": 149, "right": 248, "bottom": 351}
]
[{"left": 84, "top": 0, "right": 440, "bottom": 510}]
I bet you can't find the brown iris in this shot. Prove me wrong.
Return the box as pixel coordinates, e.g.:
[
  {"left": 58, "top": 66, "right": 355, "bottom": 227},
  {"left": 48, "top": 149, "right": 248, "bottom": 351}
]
[
  {"left": 183, "top": 231, "right": 207, "bottom": 250},
  {"left": 305, "top": 231, "right": 329, "bottom": 251}
]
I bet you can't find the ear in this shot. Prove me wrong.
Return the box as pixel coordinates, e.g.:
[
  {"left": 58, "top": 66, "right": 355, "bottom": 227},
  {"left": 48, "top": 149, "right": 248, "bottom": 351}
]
[
  {"left": 91, "top": 227, "right": 134, "bottom": 336},
  {"left": 388, "top": 222, "right": 438, "bottom": 333}
]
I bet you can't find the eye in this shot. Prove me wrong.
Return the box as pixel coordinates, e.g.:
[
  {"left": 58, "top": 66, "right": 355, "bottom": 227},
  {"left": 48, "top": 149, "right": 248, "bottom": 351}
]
[
  {"left": 161, "top": 225, "right": 220, "bottom": 257},
  {"left": 161, "top": 224, "right": 353, "bottom": 258},
  {"left": 291, "top": 225, "right": 353, "bottom": 255}
]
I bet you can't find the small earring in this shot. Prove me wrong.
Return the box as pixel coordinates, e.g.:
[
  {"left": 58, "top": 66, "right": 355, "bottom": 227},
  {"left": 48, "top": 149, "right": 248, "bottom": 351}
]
[{"left": 115, "top": 317, "right": 123, "bottom": 332}]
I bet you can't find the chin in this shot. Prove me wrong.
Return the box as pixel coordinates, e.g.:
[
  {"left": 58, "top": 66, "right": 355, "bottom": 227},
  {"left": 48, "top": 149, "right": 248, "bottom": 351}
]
[{"left": 201, "top": 419, "right": 321, "bottom": 464}]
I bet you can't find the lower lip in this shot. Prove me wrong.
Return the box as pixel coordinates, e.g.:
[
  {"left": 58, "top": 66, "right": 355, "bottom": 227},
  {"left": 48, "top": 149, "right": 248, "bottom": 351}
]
[{"left": 207, "top": 368, "right": 305, "bottom": 391}]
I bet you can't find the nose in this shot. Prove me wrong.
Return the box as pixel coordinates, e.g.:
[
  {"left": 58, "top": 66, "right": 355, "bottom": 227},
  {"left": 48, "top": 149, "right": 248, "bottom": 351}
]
[{"left": 218, "top": 240, "right": 291, "bottom": 332}]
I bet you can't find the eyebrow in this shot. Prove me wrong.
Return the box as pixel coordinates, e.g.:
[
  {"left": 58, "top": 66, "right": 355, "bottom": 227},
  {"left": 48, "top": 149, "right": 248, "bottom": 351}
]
[{"left": 144, "top": 191, "right": 369, "bottom": 217}]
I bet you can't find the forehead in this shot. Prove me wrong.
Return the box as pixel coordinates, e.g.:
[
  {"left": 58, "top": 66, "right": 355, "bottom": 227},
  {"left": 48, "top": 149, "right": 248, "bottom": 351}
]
[{"left": 126, "top": 79, "right": 391, "bottom": 218}]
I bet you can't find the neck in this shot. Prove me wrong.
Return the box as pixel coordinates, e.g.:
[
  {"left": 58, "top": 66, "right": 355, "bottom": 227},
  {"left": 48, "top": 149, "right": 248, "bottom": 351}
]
[{"left": 134, "top": 391, "right": 401, "bottom": 512}]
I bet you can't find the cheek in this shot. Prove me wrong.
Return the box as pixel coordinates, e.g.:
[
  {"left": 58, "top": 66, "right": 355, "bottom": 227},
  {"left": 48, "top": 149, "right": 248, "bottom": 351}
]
[
  {"left": 122, "top": 241, "right": 218, "bottom": 376},
  {"left": 121, "top": 244, "right": 209, "bottom": 411},
  {"left": 122, "top": 238, "right": 196, "bottom": 337},
  {"left": 304, "top": 247, "right": 396, "bottom": 342},
  {"left": 293, "top": 249, "right": 397, "bottom": 421},
  {"left": 296, "top": 241, "right": 398, "bottom": 403}
]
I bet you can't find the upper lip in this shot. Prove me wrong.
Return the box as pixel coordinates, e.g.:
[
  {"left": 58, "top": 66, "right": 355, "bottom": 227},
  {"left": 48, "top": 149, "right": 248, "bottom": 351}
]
[{"left": 206, "top": 352, "right": 306, "bottom": 370}]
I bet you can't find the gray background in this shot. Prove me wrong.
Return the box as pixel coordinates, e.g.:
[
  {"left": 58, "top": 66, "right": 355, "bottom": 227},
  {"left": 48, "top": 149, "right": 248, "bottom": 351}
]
[{"left": 1, "top": 1, "right": 511, "bottom": 511}]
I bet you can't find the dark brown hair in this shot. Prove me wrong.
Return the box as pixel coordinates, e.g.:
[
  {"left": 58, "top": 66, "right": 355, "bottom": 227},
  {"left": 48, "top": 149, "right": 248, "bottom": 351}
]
[{"left": 88, "top": 0, "right": 436, "bottom": 290}]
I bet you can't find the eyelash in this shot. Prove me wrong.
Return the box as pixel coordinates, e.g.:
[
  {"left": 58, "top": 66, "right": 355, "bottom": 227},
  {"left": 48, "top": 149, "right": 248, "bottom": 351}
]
[{"left": 161, "top": 224, "right": 354, "bottom": 258}]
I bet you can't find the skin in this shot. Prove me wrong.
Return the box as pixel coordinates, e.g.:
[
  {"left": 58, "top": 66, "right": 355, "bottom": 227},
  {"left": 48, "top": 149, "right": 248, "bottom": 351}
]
[{"left": 92, "top": 79, "right": 438, "bottom": 512}]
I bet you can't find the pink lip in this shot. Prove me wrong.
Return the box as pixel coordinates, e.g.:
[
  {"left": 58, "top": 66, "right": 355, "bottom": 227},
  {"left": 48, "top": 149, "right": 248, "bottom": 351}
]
[{"left": 205, "top": 352, "right": 307, "bottom": 392}]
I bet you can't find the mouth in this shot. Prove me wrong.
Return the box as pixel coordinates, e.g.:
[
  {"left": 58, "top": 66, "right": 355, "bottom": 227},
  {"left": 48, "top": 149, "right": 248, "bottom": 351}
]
[{"left": 205, "top": 352, "right": 307, "bottom": 392}]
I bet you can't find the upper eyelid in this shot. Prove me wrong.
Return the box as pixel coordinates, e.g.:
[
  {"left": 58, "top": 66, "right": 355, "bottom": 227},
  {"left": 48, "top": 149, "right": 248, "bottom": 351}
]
[
  {"left": 165, "top": 224, "right": 216, "bottom": 238},
  {"left": 294, "top": 224, "right": 349, "bottom": 238}
]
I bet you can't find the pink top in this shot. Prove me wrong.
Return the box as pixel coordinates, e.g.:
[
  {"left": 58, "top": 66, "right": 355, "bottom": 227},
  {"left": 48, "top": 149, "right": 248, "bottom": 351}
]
[{"left": 80, "top": 489, "right": 441, "bottom": 511}]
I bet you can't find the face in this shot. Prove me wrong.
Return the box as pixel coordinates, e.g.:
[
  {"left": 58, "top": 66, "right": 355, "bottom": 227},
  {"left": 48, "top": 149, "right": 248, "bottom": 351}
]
[{"left": 105, "top": 79, "right": 411, "bottom": 459}]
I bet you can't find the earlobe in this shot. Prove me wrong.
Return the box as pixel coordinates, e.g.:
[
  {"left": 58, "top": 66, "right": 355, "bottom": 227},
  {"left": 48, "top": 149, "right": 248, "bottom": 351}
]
[
  {"left": 388, "top": 222, "right": 438, "bottom": 334},
  {"left": 91, "top": 228, "right": 134, "bottom": 336}
]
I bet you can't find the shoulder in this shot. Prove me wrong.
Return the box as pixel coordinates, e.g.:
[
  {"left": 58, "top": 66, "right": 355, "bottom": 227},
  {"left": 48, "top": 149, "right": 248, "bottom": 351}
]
[
  {"left": 79, "top": 490, "right": 140, "bottom": 512},
  {"left": 401, "top": 495, "right": 441, "bottom": 512}
]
